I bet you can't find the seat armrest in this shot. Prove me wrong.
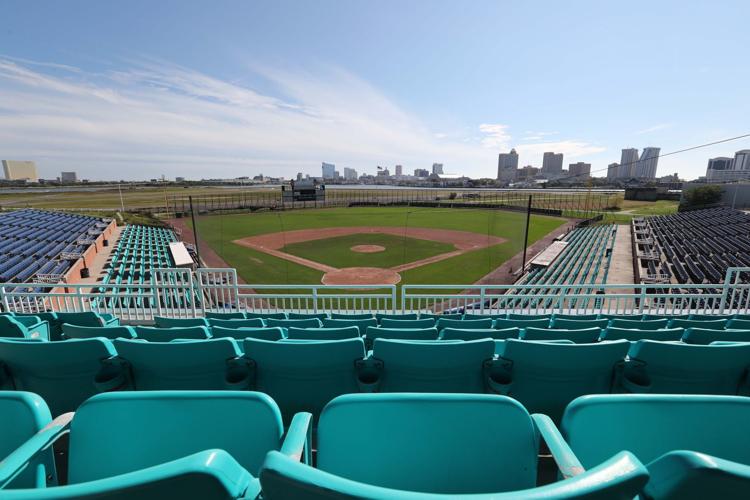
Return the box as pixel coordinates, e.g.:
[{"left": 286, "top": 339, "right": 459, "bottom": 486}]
[
  {"left": 531, "top": 413, "right": 584, "bottom": 479},
  {"left": 26, "top": 321, "right": 49, "bottom": 341},
  {"left": 280, "top": 412, "right": 312, "bottom": 464},
  {"left": 0, "top": 412, "right": 73, "bottom": 488},
  {"left": 101, "top": 315, "right": 120, "bottom": 326}
]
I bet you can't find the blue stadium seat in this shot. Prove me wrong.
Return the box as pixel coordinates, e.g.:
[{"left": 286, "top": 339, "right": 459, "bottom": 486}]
[
  {"left": 114, "top": 338, "right": 251, "bottom": 390},
  {"left": 259, "top": 393, "right": 649, "bottom": 497},
  {"left": 133, "top": 326, "right": 211, "bottom": 342},
  {"left": 286, "top": 326, "right": 360, "bottom": 341},
  {"left": 378, "top": 318, "right": 435, "bottom": 329},
  {"left": 153, "top": 317, "right": 208, "bottom": 328},
  {"left": 562, "top": 394, "right": 750, "bottom": 499},
  {"left": 0, "top": 316, "right": 48, "bottom": 341},
  {"left": 206, "top": 318, "right": 266, "bottom": 329},
  {"left": 493, "top": 339, "right": 630, "bottom": 422},
  {"left": 440, "top": 327, "right": 520, "bottom": 341},
  {"left": 243, "top": 338, "right": 366, "bottom": 421},
  {"left": 210, "top": 326, "right": 285, "bottom": 342},
  {"left": 61, "top": 324, "right": 136, "bottom": 340},
  {"left": 618, "top": 340, "right": 750, "bottom": 394},
  {"left": 0, "top": 338, "right": 130, "bottom": 415},
  {"left": 522, "top": 327, "right": 601, "bottom": 344},
  {"left": 601, "top": 327, "right": 684, "bottom": 342}
]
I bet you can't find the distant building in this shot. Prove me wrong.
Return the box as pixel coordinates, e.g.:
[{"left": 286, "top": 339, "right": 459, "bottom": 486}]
[
  {"left": 343, "top": 167, "right": 357, "bottom": 180},
  {"left": 322, "top": 162, "right": 336, "bottom": 179},
  {"left": 607, "top": 162, "right": 619, "bottom": 180},
  {"left": 636, "top": 147, "right": 660, "bottom": 178},
  {"left": 395, "top": 165, "right": 403, "bottom": 176},
  {"left": 296, "top": 172, "right": 303, "bottom": 181},
  {"left": 2, "top": 160, "right": 38, "bottom": 181},
  {"left": 541, "top": 152, "right": 563, "bottom": 176},
  {"left": 619, "top": 148, "right": 639, "bottom": 178},
  {"left": 376, "top": 168, "right": 390, "bottom": 177},
  {"left": 706, "top": 169, "right": 750, "bottom": 182},
  {"left": 568, "top": 162, "right": 591, "bottom": 179},
  {"left": 174, "top": 176, "right": 185, "bottom": 183},
  {"left": 61, "top": 171, "right": 78, "bottom": 183},
  {"left": 734, "top": 150, "right": 750, "bottom": 171},
  {"left": 497, "top": 148, "right": 519, "bottom": 182},
  {"left": 414, "top": 168, "right": 429, "bottom": 177},
  {"left": 516, "top": 165, "right": 539, "bottom": 180},
  {"left": 707, "top": 157, "right": 733, "bottom": 171},
  {"left": 432, "top": 163, "right": 444, "bottom": 175}
]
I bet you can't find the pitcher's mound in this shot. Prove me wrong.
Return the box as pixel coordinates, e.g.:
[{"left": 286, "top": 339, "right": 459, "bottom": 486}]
[
  {"left": 351, "top": 245, "right": 386, "bottom": 253},
  {"left": 321, "top": 267, "right": 401, "bottom": 285}
]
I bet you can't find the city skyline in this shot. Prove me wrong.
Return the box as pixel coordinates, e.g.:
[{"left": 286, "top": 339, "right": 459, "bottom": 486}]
[{"left": 1, "top": 1, "right": 749, "bottom": 181}]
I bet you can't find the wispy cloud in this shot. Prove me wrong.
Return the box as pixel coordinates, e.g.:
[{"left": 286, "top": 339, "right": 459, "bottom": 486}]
[{"left": 635, "top": 123, "right": 672, "bottom": 135}]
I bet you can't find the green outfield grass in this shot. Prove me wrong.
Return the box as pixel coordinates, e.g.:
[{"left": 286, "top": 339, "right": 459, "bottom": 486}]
[
  {"left": 282, "top": 233, "right": 455, "bottom": 268},
  {"left": 192, "top": 206, "right": 567, "bottom": 286}
]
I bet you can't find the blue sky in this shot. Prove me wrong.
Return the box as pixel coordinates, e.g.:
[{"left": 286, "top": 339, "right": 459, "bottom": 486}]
[{"left": 1, "top": 1, "right": 749, "bottom": 181}]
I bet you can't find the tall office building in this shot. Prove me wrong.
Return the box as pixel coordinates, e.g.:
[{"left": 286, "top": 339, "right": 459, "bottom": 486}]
[
  {"left": 321, "top": 162, "right": 336, "bottom": 179},
  {"left": 706, "top": 157, "right": 734, "bottom": 174},
  {"left": 607, "top": 163, "right": 619, "bottom": 180},
  {"left": 395, "top": 165, "right": 403, "bottom": 176},
  {"left": 2, "top": 160, "right": 38, "bottom": 181},
  {"left": 61, "top": 171, "right": 77, "bottom": 183},
  {"left": 432, "top": 163, "right": 444, "bottom": 175},
  {"left": 568, "top": 162, "right": 591, "bottom": 178},
  {"left": 619, "top": 148, "right": 639, "bottom": 178},
  {"left": 734, "top": 150, "right": 750, "bottom": 171},
  {"left": 343, "top": 167, "right": 358, "bottom": 180},
  {"left": 636, "top": 147, "right": 660, "bottom": 178},
  {"left": 414, "top": 168, "right": 429, "bottom": 177},
  {"left": 541, "top": 152, "right": 563, "bottom": 176},
  {"left": 496, "top": 148, "right": 519, "bottom": 182}
]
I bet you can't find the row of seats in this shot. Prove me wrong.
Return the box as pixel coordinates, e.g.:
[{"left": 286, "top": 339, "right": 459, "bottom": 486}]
[
  {"left": 1, "top": 390, "right": 748, "bottom": 498},
  {"left": 1, "top": 336, "right": 748, "bottom": 422},
  {"left": 0, "top": 311, "right": 119, "bottom": 341}
]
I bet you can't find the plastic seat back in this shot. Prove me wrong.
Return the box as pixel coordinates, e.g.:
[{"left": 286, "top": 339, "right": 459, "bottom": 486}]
[
  {"left": 244, "top": 338, "right": 365, "bottom": 421},
  {"left": 0, "top": 338, "right": 129, "bottom": 415},
  {"left": 552, "top": 318, "right": 610, "bottom": 330},
  {"left": 367, "top": 339, "right": 495, "bottom": 393},
  {"left": 286, "top": 327, "right": 360, "bottom": 340},
  {"left": 364, "top": 327, "right": 439, "bottom": 349},
  {"left": 670, "top": 318, "right": 728, "bottom": 330},
  {"left": 683, "top": 328, "right": 750, "bottom": 345},
  {"left": 204, "top": 311, "right": 246, "bottom": 319},
  {"left": 134, "top": 326, "right": 211, "bottom": 342},
  {"left": 0, "top": 316, "right": 30, "bottom": 339},
  {"left": 522, "top": 327, "right": 601, "bottom": 344},
  {"left": 610, "top": 318, "right": 668, "bottom": 330},
  {"left": 507, "top": 313, "right": 553, "bottom": 320},
  {"left": 55, "top": 312, "right": 108, "bottom": 328},
  {"left": 602, "top": 327, "right": 684, "bottom": 342},
  {"left": 553, "top": 313, "right": 600, "bottom": 320},
  {"left": 493, "top": 318, "right": 550, "bottom": 330},
  {"left": 245, "top": 312, "right": 287, "bottom": 320},
  {"left": 153, "top": 317, "right": 208, "bottom": 328},
  {"left": 563, "top": 394, "right": 750, "bottom": 468},
  {"left": 207, "top": 318, "right": 265, "bottom": 329},
  {"left": 329, "top": 313, "right": 374, "bottom": 320},
  {"left": 62, "top": 324, "right": 136, "bottom": 340},
  {"left": 375, "top": 313, "right": 418, "bottom": 323},
  {"left": 0, "top": 391, "right": 56, "bottom": 488},
  {"left": 211, "top": 326, "right": 285, "bottom": 341},
  {"left": 440, "top": 327, "right": 520, "bottom": 341},
  {"left": 68, "top": 391, "right": 283, "bottom": 483},
  {"left": 321, "top": 317, "right": 377, "bottom": 335},
  {"left": 379, "top": 318, "right": 435, "bottom": 329},
  {"left": 419, "top": 313, "right": 463, "bottom": 320},
  {"left": 316, "top": 393, "right": 537, "bottom": 493},
  {"left": 114, "top": 338, "right": 250, "bottom": 390},
  {"left": 620, "top": 341, "right": 750, "bottom": 394},
  {"left": 728, "top": 318, "right": 750, "bottom": 330},
  {"left": 266, "top": 318, "right": 323, "bottom": 329},
  {"left": 287, "top": 312, "right": 329, "bottom": 320},
  {"left": 495, "top": 339, "right": 630, "bottom": 422},
  {"left": 436, "top": 318, "right": 493, "bottom": 330}
]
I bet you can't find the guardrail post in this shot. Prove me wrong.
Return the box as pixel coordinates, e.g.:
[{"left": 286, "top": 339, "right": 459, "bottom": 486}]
[
  {"left": 0, "top": 286, "right": 8, "bottom": 313},
  {"left": 312, "top": 287, "right": 318, "bottom": 313},
  {"left": 401, "top": 286, "right": 407, "bottom": 312},
  {"left": 637, "top": 284, "right": 646, "bottom": 314},
  {"left": 391, "top": 285, "right": 397, "bottom": 313},
  {"left": 479, "top": 287, "right": 486, "bottom": 313},
  {"left": 719, "top": 268, "right": 735, "bottom": 315},
  {"left": 75, "top": 287, "right": 85, "bottom": 312}
]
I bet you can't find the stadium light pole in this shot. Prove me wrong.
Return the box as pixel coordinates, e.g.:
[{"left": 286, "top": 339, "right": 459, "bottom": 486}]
[
  {"left": 521, "top": 195, "right": 532, "bottom": 271},
  {"left": 189, "top": 196, "right": 202, "bottom": 268}
]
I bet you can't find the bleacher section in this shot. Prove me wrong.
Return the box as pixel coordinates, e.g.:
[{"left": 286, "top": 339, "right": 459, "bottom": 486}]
[
  {"left": 510, "top": 224, "right": 617, "bottom": 308},
  {"left": 97, "top": 225, "right": 197, "bottom": 308},
  {"left": 0, "top": 209, "right": 113, "bottom": 290},
  {"left": 1, "top": 310, "right": 750, "bottom": 497}
]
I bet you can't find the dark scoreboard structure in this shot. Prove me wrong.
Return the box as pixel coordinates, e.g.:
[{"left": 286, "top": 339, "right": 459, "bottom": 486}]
[{"left": 281, "top": 180, "right": 326, "bottom": 202}]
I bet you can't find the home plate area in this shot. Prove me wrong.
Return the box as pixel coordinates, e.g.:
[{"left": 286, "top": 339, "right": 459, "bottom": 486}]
[{"left": 233, "top": 227, "right": 505, "bottom": 285}]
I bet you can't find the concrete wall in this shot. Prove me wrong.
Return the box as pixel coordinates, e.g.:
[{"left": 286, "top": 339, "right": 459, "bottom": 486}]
[{"left": 681, "top": 182, "right": 750, "bottom": 209}]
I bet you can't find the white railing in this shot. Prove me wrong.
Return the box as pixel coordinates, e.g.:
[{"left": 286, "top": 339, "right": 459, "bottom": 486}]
[{"left": 1, "top": 267, "right": 748, "bottom": 319}]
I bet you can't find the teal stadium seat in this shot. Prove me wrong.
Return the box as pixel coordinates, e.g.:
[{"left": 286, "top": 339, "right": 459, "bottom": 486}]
[
  {"left": 361, "top": 339, "right": 495, "bottom": 393},
  {"left": 0, "top": 316, "right": 49, "bottom": 341},
  {"left": 493, "top": 339, "right": 630, "bottom": 422},
  {"left": 669, "top": 318, "right": 728, "bottom": 330},
  {"left": 610, "top": 318, "right": 669, "bottom": 330},
  {"left": 245, "top": 312, "right": 287, "bottom": 319},
  {"left": 618, "top": 340, "right": 750, "bottom": 394},
  {"left": 204, "top": 311, "right": 246, "bottom": 319},
  {"left": 507, "top": 313, "right": 553, "bottom": 320},
  {"left": 0, "top": 391, "right": 312, "bottom": 499},
  {"left": 553, "top": 313, "right": 600, "bottom": 320},
  {"left": 258, "top": 393, "right": 649, "bottom": 498},
  {"left": 0, "top": 338, "right": 130, "bottom": 415},
  {"left": 13, "top": 313, "right": 61, "bottom": 341},
  {"left": 418, "top": 313, "right": 463, "bottom": 320},
  {"left": 375, "top": 313, "right": 418, "bottom": 323},
  {"left": 493, "top": 317, "right": 551, "bottom": 330},
  {"left": 378, "top": 318, "right": 435, "bottom": 329},
  {"left": 243, "top": 338, "right": 366, "bottom": 421},
  {"left": 642, "top": 314, "right": 688, "bottom": 321},
  {"left": 562, "top": 394, "right": 750, "bottom": 499},
  {"left": 727, "top": 318, "right": 750, "bottom": 330},
  {"left": 321, "top": 317, "right": 377, "bottom": 335},
  {"left": 266, "top": 318, "right": 323, "bottom": 329},
  {"left": 682, "top": 328, "right": 750, "bottom": 345},
  {"left": 61, "top": 324, "right": 136, "bottom": 340},
  {"left": 114, "top": 338, "right": 252, "bottom": 390},
  {"left": 601, "top": 327, "right": 684, "bottom": 342},
  {"left": 133, "top": 326, "right": 211, "bottom": 342},
  {"left": 286, "top": 327, "right": 360, "bottom": 341},
  {"left": 522, "top": 327, "right": 601, "bottom": 344},
  {"left": 440, "top": 327, "right": 520, "bottom": 341},
  {"left": 287, "top": 312, "right": 330, "bottom": 320},
  {"left": 210, "top": 326, "right": 285, "bottom": 341},
  {"left": 364, "top": 327, "right": 439, "bottom": 349},
  {"left": 436, "top": 317, "right": 493, "bottom": 330},
  {"left": 0, "top": 391, "right": 56, "bottom": 488},
  {"left": 55, "top": 312, "right": 119, "bottom": 328},
  {"left": 206, "top": 318, "right": 266, "bottom": 329},
  {"left": 153, "top": 317, "right": 208, "bottom": 328},
  {"left": 329, "top": 313, "right": 374, "bottom": 320},
  {"left": 552, "top": 318, "right": 610, "bottom": 330}
]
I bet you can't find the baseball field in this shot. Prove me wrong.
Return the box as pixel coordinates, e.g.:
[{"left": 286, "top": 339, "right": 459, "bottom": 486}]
[{"left": 185, "top": 206, "right": 570, "bottom": 287}]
